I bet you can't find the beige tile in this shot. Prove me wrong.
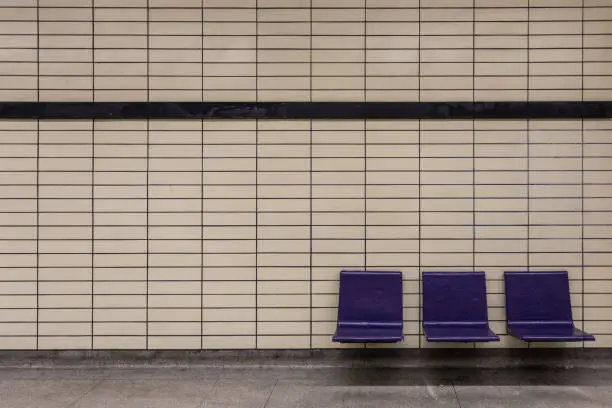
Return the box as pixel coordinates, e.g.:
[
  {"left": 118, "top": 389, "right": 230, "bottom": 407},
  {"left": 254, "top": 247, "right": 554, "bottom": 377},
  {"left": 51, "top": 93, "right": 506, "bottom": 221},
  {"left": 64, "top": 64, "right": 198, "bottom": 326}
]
[
  {"left": 529, "top": 253, "right": 582, "bottom": 267},
  {"left": 530, "top": 157, "right": 582, "bottom": 171},
  {"left": 421, "top": 239, "right": 473, "bottom": 255},
  {"left": 38, "top": 293, "right": 92, "bottom": 308},
  {"left": 94, "top": 308, "right": 146, "bottom": 322},
  {"left": 39, "top": 7, "right": 90, "bottom": 21},
  {"left": 201, "top": 336, "right": 255, "bottom": 349},
  {"left": 202, "top": 282, "right": 256, "bottom": 295},
  {"left": 259, "top": 8, "right": 309, "bottom": 22},
  {"left": 0, "top": 337, "right": 36, "bottom": 350},
  {"left": 258, "top": 322, "right": 309, "bottom": 336},
  {"left": 39, "top": 323, "right": 91, "bottom": 336},
  {"left": 258, "top": 238, "right": 309, "bottom": 252},
  {"left": 93, "top": 337, "right": 146, "bottom": 349},
  {"left": 201, "top": 308, "right": 255, "bottom": 322},
  {"left": 205, "top": 322, "right": 255, "bottom": 336},
  {"left": 38, "top": 337, "right": 91, "bottom": 350},
  {"left": 0, "top": 239, "right": 36, "bottom": 253},
  {"left": 366, "top": 224, "right": 418, "bottom": 239},
  {"left": 531, "top": 198, "right": 582, "bottom": 212},
  {"left": 94, "top": 323, "right": 146, "bottom": 336},
  {"left": 257, "top": 22, "right": 308, "bottom": 35},
  {"left": 257, "top": 335, "right": 310, "bottom": 349},
  {"left": 259, "top": 0, "right": 308, "bottom": 5},
  {"left": 40, "top": 22, "right": 92, "bottom": 35},
  {"left": 531, "top": 76, "right": 582, "bottom": 90},
  {"left": 148, "top": 322, "right": 202, "bottom": 336},
  {"left": 531, "top": 21, "right": 582, "bottom": 35},
  {"left": 584, "top": 211, "right": 612, "bottom": 226},
  {"left": 201, "top": 293, "right": 257, "bottom": 308},
  {"left": 0, "top": 294, "right": 36, "bottom": 309},
  {"left": 0, "top": 22, "right": 36, "bottom": 35},
  {"left": 476, "top": 239, "right": 527, "bottom": 254},
  {"left": 258, "top": 253, "right": 309, "bottom": 267},
  {"left": 476, "top": 77, "right": 527, "bottom": 91},
  {"left": 420, "top": 222, "right": 474, "bottom": 238},
  {"left": 530, "top": 185, "right": 582, "bottom": 198},
  {"left": 532, "top": 7, "right": 582, "bottom": 22},
  {"left": 148, "top": 336, "right": 201, "bottom": 349},
  {"left": 530, "top": 171, "right": 581, "bottom": 184},
  {"left": 201, "top": 224, "right": 256, "bottom": 239},
  {"left": 259, "top": 267, "right": 309, "bottom": 281},
  {"left": 149, "top": 268, "right": 201, "bottom": 282}
]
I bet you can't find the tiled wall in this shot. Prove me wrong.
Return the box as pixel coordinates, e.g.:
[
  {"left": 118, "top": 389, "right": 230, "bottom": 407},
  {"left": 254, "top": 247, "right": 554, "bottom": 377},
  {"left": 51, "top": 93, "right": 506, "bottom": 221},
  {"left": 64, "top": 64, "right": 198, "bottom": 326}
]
[{"left": 0, "top": 0, "right": 611, "bottom": 349}]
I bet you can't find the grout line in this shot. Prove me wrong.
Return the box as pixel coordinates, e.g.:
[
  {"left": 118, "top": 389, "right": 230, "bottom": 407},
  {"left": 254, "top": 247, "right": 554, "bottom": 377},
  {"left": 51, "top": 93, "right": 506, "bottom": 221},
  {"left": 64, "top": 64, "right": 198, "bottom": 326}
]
[
  {"left": 35, "top": 0, "right": 40, "bottom": 351},
  {"left": 309, "top": 0, "right": 313, "bottom": 350},
  {"left": 526, "top": 1, "right": 530, "bottom": 350},
  {"left": 6, "top": 5, "right": 612, "bottom": 8},
  {"left": 472, "top": 0, "right": 476, "bottom": 351},
  {"left": 581, "top": 0, "right": 586, "bottom": 348},
  {"left": 526, "top": 0, "right": 531, "bottom": 268},
  {"left": 472, "top": 0, "right": 476, "bottom": 274},
  {"left": 145, "top": 0, "right": 150, "bottom": 350},
  {"left": 90, "top": 0, "right": 95, "bottom": 350},
  {"left": 363, "top": 0, "right": 368, "bottom": 276},
  {"left": 255, "top": 0, "right": 259, "bottom": 349},
  {"left": 417, "top": 0, "right": 422, "bottom": 349},
  {"left": 201, "top": 0, "right": 205, "bottom": 351},
  {"left": 363, "top": 2, "right": 368, "bottom": 352}
]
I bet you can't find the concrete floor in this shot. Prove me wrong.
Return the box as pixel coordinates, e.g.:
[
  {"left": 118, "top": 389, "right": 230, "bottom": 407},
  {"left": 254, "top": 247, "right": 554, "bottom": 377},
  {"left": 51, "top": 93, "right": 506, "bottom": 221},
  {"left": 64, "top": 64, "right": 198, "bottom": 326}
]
[{"left": 1, "top": 366, "right": 612, "bottom": 408}]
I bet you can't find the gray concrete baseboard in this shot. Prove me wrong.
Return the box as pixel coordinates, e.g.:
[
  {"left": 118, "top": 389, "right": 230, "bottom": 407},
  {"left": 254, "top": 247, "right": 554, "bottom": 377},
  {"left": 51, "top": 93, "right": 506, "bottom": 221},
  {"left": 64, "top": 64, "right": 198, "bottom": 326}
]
[{"left": 0, "top": 349, "right": 611, "bottom": 369}]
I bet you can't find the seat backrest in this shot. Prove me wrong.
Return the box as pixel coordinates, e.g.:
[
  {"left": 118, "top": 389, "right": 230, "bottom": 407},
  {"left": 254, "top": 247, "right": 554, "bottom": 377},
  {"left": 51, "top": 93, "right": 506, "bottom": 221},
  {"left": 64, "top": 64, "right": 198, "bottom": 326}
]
[
  {"left": 422, "top": 272, "right": 489, "bottom": 326},
  {"left": 336, "top": 270, "right": 403, "bottom": 327},
  {"left": 504, "top": 271, "right": 573, "bottom": 326}
]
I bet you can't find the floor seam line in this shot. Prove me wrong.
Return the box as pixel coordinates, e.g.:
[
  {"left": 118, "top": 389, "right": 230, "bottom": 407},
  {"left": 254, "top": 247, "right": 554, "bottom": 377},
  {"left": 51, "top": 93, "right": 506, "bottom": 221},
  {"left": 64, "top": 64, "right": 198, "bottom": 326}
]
[
  {"left": 197, "top": 375, "right": 221, "bottom": 408},
  {"left": 262, "top": 378, "right": 279, "bottom": 408},
  {"left": 452, "top": 382, "right": 463, "bottom": 408},
  {"left": 63, "top": 377, "right": 106, "bottom": 408}
]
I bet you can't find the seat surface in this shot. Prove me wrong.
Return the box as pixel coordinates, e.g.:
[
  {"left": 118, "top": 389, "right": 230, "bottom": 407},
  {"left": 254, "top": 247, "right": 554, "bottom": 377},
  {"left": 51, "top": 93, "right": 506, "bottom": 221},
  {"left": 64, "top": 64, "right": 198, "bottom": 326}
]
[
  {"left": 332, "top": 270, "right": 403, "bottom": 343},
  {"left": 333, "top": 326, "right": 403, "bottom": 343},
  {"left": 504, "top": 271, "right": 595, "bottom": 342},
  {"left": 424, "top": 326, "right": 499, "bottom": 342},
  {"left": 422, "top": 272, "right": 499, "bottom": 342},
  {"left": 508, "top": 325, "right": 595, "bottom": 342}
]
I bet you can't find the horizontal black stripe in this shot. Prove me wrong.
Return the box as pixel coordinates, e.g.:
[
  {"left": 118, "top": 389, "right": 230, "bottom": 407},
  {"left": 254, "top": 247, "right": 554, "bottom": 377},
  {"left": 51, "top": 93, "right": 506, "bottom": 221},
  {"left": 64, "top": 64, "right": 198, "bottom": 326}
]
[{"left": 0, "top": 101, "right": 611, "bottom": 119}]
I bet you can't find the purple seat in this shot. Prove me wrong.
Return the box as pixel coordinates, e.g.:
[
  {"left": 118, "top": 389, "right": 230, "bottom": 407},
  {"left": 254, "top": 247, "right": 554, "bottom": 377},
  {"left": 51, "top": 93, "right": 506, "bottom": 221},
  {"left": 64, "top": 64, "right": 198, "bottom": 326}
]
[
  {"left": 504, "top": 271, "right": 595, "bottom": 342},
  {"left": 332, "top": 271, "right": 403, "bottom": 343},
  {"left": 422, "top": 272, "right": 499, "bottom": 342}
]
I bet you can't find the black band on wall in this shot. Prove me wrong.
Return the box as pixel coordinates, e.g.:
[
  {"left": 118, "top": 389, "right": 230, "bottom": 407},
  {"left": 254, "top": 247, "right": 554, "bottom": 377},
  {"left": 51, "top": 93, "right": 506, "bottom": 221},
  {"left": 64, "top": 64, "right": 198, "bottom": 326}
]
[{"left": 0, "top": 101, "right": 610, "bottom": 120}]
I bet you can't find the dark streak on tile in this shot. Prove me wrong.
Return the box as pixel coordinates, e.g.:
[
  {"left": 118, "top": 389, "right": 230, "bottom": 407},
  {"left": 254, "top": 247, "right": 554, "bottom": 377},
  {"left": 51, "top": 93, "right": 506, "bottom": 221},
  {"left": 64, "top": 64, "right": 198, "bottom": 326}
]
[{"left": 0, "top": 101, "right": 610, "bottom": 120}]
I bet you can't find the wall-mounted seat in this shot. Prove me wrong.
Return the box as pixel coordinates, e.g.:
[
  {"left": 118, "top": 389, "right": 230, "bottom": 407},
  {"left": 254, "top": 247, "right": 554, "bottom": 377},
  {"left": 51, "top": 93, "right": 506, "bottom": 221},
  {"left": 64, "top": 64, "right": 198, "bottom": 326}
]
[
  {"left": 504, "top": 271, "right": 595, "bottom": 342},
  {"left": 422, "top": 272, "right": 499, "bottom": 342},
  {"left": 332, "top": 270, "right": 403, "bottom": 343}
]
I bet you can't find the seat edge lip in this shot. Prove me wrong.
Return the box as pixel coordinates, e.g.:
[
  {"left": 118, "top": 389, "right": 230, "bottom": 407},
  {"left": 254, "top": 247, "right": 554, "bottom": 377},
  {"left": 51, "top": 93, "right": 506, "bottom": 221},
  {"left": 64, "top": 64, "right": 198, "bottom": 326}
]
[
  {"left": 503, "top": 270, "right": 569, "bottom": 276},
  {"left": 423, "top": 322, "right": 492, "bottom": 327},
  {"left": 332, "top": 337, "right": 404, "bottom": 343},
  {"left": 424, "top": 328, "right": 500, "bottom": 342},
  {"left": 518, "top": 336, "right": 595, "bottom": 342},
  {"left": 425, "top": 337, "right": 500, "bottom": 342},
  {"left": 422, "top": 271, "right": 486, "bottom": 277},
  {"left": 339, "top": 270, "right": 403, "bottom": 276},
  {"left": 508, "top": 329, "right": 595, "bottom": 342}
]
